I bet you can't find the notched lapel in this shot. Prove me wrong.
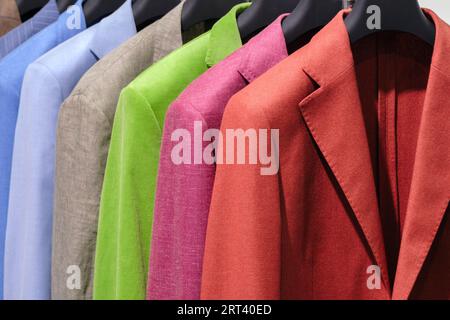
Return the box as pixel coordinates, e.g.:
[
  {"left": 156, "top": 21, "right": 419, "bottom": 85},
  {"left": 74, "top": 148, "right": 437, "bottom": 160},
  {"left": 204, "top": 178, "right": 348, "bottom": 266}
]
[
  {"left": 298, "top": 68, "right": 391, "bottom": 293},
  {"left": 296, "top": 11, "right": 391, "bottom": 293}
]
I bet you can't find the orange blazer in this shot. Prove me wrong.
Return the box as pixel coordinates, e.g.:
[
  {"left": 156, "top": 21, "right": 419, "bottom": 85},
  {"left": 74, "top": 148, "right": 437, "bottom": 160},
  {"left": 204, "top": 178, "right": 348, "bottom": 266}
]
[{"left": 201, "top": 10, "right": 450, "bottom": 300}]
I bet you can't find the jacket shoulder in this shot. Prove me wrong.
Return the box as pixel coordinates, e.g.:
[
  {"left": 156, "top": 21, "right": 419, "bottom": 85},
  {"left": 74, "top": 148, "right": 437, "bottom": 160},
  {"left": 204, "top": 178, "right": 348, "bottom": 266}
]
[{"left": 63, "top": 28, "right": 160, "bottom": 124}]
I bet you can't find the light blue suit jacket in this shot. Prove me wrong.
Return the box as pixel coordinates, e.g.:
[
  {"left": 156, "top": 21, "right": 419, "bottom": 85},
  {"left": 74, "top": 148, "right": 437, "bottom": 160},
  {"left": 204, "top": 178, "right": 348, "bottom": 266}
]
[
  {"left": 0, "top": 0, "right": 60, "bottom": 59},
  {"left": 4, "top": 0, "right": 136, "bottom": 300},
  {"left": 0, "top": 0, "right": 86, "bottom": 300}
]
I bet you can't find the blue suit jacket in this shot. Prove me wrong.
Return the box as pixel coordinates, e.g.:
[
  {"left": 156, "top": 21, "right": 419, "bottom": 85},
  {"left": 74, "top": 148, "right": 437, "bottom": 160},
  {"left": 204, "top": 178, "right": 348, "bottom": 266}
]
[
  {"left": 4, "top": 0, "right": 136, "bottom": 300},
  {"left": 0, "top": 0, "right": 85, "bottom": 300}
]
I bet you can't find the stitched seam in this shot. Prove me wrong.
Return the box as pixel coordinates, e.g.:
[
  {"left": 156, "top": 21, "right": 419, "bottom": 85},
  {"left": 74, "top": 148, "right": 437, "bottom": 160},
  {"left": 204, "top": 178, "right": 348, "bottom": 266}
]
[
  {"left": 303, "top": 63, "right": 354, "bottom": 89},
  {"left": 300, "top": 95, "right": 389, "bottom": 291}
]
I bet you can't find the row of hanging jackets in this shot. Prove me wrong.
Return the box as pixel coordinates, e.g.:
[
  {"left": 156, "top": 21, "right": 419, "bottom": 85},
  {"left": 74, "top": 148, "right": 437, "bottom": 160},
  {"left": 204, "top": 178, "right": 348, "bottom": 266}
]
[{"left": 0, "top": 0, "right": 449, "bottom": 300}]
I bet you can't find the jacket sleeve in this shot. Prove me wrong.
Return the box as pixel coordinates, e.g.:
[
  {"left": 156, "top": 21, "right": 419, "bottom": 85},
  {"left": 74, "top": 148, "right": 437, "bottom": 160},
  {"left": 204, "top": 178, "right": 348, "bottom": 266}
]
[
  {"left": 147, "top": 100, "right": 211, "bottom": 300},
  {"left": 52, "top": 93, "right": 112, "bottom": 300},
  {"left": 94, "top": 86, "right": 161, "bottom": 300},
  {"left": 4, "top": 62, "right": 62, "bottom": 300},
  {"left": 200, "top": 94, "right": 282, "bottom": 300}
]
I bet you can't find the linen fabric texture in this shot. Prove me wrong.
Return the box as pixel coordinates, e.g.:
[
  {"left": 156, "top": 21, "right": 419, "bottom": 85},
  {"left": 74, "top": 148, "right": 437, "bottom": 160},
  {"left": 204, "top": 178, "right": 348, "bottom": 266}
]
[
  {"left": 93, "top": 2, "right": 250, "bottom": 300},
  {"left": 0, "top": 0, "right": 85, "bottom": 300},
  {"left": 5, "top": 0, "right": 137, "bottom": 300},
  {"left": 52, "top": 1, "right": 188, "bottom": 300},
  {"left": 148, "top": 14, "right": 290, "bottom": 300},
  {"left": 201, "top": 10, "right": 450, "bottom": 300}
]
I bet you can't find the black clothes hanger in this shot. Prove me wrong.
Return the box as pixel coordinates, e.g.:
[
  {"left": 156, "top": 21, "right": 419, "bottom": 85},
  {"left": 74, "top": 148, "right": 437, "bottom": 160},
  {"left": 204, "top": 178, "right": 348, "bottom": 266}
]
[
  {"left": 237, "top": 0, "right": 299, "bottom": 43},
  {"left": 56, "top": 0, "right": 77, "bottom": 12},
  {"left": 83, "top": 0, "right": 126, "bottom": 27},
  {"left": 16, "top": 0, "right": 49, "bottom": 21},
  {"left": 132, "top": 0, "right": 180, "bottom": 31},
  {"left": 181, "top": 0, "right": 248, "bottom": 32},
  {"left": 345, "top": 0, "right": 435, "bottom": 45},
  {"left": 282, "top": 0, "right": 342, "bottom": 52}
]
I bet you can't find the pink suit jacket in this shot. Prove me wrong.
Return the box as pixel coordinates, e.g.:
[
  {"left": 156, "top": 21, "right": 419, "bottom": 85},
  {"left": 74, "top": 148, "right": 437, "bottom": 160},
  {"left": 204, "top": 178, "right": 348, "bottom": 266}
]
[{"left": 148, "top": 15, "right": 290, "bottom": 300}]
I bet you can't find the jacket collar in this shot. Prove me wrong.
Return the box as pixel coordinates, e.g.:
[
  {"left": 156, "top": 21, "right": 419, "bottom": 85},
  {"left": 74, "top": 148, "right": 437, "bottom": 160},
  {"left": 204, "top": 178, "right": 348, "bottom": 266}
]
[
  {"left": 26, "top": 0, "right": 60, "bottom": 34},
  {"left": 298, "top": 10, "right": 391, "bottom": 294},
  {"left": 205, "top": 2, "right": 250, "bottom": 68},
  {"left": 297, "top": 9, "right": 450, "bottom": 299},
  {"left": 238, "top": 14, "right": 289, "bottom": 83},
  {"left": 89, "top": 0, "right": 136, "bottom": 60},
  {"left": 0, "top": 0, "right": 59, "bottom": 59}
]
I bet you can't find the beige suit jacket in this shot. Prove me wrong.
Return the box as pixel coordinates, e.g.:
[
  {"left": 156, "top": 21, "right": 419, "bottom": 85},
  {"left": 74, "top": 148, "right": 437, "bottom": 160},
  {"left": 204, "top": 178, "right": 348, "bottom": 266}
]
[{"left": 52, "top": 2, "right": 196, "bottom": 300}]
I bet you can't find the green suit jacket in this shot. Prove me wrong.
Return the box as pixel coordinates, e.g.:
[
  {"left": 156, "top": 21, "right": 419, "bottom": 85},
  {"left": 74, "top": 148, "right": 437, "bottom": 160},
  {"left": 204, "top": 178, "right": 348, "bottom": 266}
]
[{"left": 94, "top": 2, "right": 250, "bottom": 300}]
